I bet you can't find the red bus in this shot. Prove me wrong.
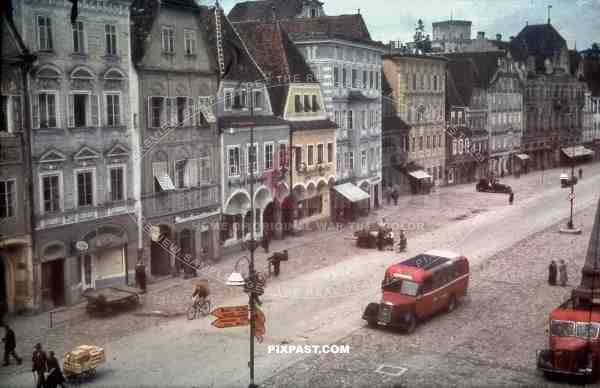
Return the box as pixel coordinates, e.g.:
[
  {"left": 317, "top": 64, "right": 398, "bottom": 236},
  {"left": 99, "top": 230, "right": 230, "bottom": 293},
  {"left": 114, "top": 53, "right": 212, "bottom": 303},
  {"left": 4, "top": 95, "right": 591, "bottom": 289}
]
[{"left": 363, "top": 250, "right": 469, "bottom": 333}]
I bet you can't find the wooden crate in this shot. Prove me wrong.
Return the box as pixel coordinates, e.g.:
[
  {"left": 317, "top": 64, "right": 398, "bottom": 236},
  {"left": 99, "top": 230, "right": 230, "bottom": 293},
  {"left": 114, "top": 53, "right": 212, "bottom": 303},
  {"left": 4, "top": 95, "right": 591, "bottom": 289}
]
[{"left": 63, "top": 345, "right": 105, "bottom": 375}]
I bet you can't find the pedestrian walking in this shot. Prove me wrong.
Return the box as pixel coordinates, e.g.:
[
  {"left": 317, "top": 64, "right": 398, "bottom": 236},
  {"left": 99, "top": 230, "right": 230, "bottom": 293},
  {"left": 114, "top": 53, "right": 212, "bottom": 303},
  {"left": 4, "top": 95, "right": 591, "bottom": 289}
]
[
  {"left": 558, "top": 260, "right": 568, "bottom": 287},
  {"left": 135, "top": 259, "right": 147, "bottom": 293},
  {"left": 579, "top": 168, "right": 583, "bottom": 180},
  {"left": 2, "top": 325, "right": 22, "bottom": 366},
  {"left": 31, "top": 343, "right": 47, "bottom": 388},
  {"left": 385, "top": 187, "right": 391, "bottom": 205},
  {"left": 45, "top": 351, "right": 65, "bottom": 388},
  {"left": 262, "top": 231, "right": 270, "bottom": 253},
  {"left": 391, "top": 188, "right": 399, "bottom": 206},
  {"left": 548, "top": 260, "right": 557, "bottom": 286},
  {"left": 508, "top": 192, "right": 514, "bottom": 205}
]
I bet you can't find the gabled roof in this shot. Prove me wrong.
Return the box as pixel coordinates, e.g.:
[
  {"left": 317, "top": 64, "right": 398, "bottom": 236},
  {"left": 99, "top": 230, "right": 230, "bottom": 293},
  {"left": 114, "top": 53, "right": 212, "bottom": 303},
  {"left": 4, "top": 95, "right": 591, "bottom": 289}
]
[
  {"left": 446, "top": 58, "right": 479, "bottom": 107},
  {"left": 281, "top": 14, "right": 379, "bottom": 46},
  {"left": 234, "top": 20, "right": 316, "bottom": 116},
  {"left": 444, "top": 51, "right": 504, "bottom": 89},
  {"left": 39, "top": 149, "right": 67, "bottom": 163},
  {"left": 509, "top": 23, "right": 567, "bottom": 63},
  {"left": 106, "top": 143, "right": 130, "bottom": 157},
  {"left": 74, "top": 146, "right": 101, "bottom": 160},
  {"left": 201, "top": 6, "right": 266, "bottom": 83},
  {"left": 229, "top": 0, "right": 305, "bottom": 22}
]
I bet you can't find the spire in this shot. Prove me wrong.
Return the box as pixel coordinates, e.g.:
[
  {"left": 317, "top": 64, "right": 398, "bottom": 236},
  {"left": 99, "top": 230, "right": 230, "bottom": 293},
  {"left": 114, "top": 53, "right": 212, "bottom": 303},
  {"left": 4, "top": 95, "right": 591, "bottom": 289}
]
[
  {"left": 572, "top": 196, "right": 600, "bottom": 305},
  {"left": 547, "top": 4, "right": 552, "bottom": 25}
]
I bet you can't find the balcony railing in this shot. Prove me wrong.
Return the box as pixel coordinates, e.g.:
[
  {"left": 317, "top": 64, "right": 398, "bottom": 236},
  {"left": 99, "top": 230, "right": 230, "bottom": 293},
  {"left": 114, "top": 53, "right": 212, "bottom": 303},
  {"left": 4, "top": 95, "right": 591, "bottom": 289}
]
[
  {"left": 142, "top": 184, "right": 219, "bottom": 219},
  {"left": 35, "top": 199, "right": 136, "bottom": 229}
]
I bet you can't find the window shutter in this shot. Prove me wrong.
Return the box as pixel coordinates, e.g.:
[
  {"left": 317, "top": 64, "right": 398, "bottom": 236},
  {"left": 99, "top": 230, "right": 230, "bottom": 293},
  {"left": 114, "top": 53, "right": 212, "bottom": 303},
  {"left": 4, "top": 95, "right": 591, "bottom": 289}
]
[
  {"left": 147, "top": 96, "right": 152, "bottom": 127},
  {"left": 12, "top": 96, "right": 22, "bottom": 131},
  {"left": 161, "top": 98, "right": 167, "bottom": 127},
  {"left": 68, "top": 94, "right": 74, "bottom": 127},
  {"left": 47, "top": 17, "right": 53, "bottom": 50},
  {"left": 91, "top": 94, "right": 99, "bottom": 126},
  {"left": 32, "top": 93, "right": 39, "bottom": 129},
  {"left": 169, "top": 98, "right": 177, "bottom": 127}
]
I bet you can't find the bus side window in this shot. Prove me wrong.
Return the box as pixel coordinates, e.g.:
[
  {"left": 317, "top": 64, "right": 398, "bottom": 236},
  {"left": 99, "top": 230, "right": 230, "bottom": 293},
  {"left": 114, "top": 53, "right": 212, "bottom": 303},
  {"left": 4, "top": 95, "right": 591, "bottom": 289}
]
[{"left": 422, "top": 277, "right": 433, "bottom": 294}]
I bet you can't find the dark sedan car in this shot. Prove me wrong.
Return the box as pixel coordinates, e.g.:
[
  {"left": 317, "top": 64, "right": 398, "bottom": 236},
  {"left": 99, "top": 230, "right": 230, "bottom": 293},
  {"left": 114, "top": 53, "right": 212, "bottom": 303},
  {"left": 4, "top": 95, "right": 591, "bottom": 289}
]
[{"left": 476, "top": 178, "right": 512, "bottom": 193}]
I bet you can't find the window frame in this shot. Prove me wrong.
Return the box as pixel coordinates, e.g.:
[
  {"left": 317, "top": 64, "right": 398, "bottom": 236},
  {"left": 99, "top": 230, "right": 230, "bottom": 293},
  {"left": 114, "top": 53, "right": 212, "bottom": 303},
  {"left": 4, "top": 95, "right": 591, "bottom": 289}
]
[
  {"left": 161, "top": 26, "right": 175, "bottom": 53},
  {"left": 246, "top": 143, "right": 259, "bottom": 175},
  {"left": 108, "top": 164, "right": 126, "bottom": 202},
  {"left": 227, "top": 145, "right": 241, "bottom": 177},
  {"left": 37, "top": 91, "right": 59, "bottom": 129},
  {"left": 39, "top": 171, "right": 63, "bottom": 214},
  {"left": 0, "top": 179, "right": 16, "bottom": 219},
  {"left": 74, "top": 167, "right": 96, "bottom": 208},
  {"left": 104, "top": 92, "right": 121, "bottom": 127},
  {"left": 264, "top": 142, "right": 275, "bottom": 170},
  {"left": 184, "top": 29, "right": 196, "bottom": 55},
  {"left": 36, "top": 15, "right": 53, "bottom": 51},
  {"left": 327, "top": 142, "right": 334, "bottom": 163},
  {"left": 72, "top": 21, "right": 85, "bottom": 54},
  {"left": 105, "top": 24, "right": 118, "bottom": 56},
  {"left": 307, "top": 144, "right": 315, "bottom": 166}
]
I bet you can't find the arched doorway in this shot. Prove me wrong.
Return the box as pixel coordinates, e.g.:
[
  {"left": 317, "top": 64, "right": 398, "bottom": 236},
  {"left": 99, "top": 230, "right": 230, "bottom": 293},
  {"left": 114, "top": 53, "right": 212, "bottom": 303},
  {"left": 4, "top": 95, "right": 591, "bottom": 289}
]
[
  {"left": 151, "top": 225, "right": 172, "bottom": 276},
  {"left": 223, "top": 191, "right": 251, "bottom": 243},
  {"left": 281, "top": 196, "right": 294, "bottom": 236},
  {"left": 254, "top": 187, "right": 273, "bottom": 238}
]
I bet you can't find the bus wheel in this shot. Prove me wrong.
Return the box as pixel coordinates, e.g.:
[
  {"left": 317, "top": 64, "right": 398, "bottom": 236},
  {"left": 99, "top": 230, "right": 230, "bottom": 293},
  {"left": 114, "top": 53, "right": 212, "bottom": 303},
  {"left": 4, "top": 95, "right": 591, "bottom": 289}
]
[
  {"left": 447, "top": 295, "right": 457, "bottom": 313},
  {"left": 404, "top": 313, "right": 417, "bottom": 334}
]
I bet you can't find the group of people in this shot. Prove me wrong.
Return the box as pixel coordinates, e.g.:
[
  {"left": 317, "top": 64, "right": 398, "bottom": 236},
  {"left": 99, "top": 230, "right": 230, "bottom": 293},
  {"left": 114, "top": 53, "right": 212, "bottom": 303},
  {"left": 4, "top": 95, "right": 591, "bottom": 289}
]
[
  {"left": 548, "top": 260, "right": 568, "bottom": 287},
  {"left": 3, "top": 325, "right": 64, "bottom": 388}
]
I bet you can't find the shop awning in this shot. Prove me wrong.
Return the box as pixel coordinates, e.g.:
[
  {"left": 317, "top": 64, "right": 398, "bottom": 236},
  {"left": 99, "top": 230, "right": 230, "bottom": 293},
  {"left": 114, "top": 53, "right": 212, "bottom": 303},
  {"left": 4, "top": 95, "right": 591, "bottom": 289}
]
[
  {"left": 154, "top": 174, "right": 175, "bottom": 191},
  {"left": 333, "top": 183, "right": 370, "bottom": 203},
  {"left": 562, "top": 146, "right": 595, "bottom": 158},
  {"left": 408, "top": 170, "right": 432, "bottom": 180},
  {"left": 515, "top": 153, "right": 530, "bottom": 160}
]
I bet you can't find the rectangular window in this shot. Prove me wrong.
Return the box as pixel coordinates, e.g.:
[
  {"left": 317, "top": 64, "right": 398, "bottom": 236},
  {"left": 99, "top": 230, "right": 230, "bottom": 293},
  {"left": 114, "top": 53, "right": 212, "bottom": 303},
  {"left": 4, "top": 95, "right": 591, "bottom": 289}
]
[
  {"left": 317, "top": 144, "right": 324, "bottom": 163},
  {"left": 38, "top": 93, "right": 57, "bottom": 128},
  {"left": 348, "top": 151, "right": 354, "bottom": 170},
  {"left": 304, "top": 95, "right": 311, "bottom": 112},
  {"left": 106, "top": 94, "right": 120, "bottom": 126},
  {"left": 175, "top": 160, "right": 186, "bottom": 188},
  {"left": 37, "top": 16, "right": 53, "bottom": 51},
  {"left": 109, "top": 167, "right": 124, "bottom": 202},
  {"left": 42, "top": 175, "right": 60, "bottom": 213},
  {"left": 253, "top": 90, "right": 263, "bottom": 109},
  {"left": 362, "top": 70, "right": 368, "bottom": 89},
  {"left": 294, "top": 95, "right": 303, "bottom": 113},
  {"left": 184, "top": 30, "right": 196, "bottom": 55},
  {"left": 279, "top": 143, "right": 287, "bottom": 168},
  {"left": 0, "top": 180, "right": 15, "bottom": 219},
  {"left": 225, "top": 91, "right": 232, "bottom": 111},
  {"left": 419, "top": 136, "right": 423, "bottom": 150},
  {"left": 352, "top": 69, "right": 357, "bottom": 88},
  {"left": 264, "top": 143, "right": 274, "bottom": 170},
  {"left": 347, "top": 110, "right": 353, "bottom": 129},
  {"left": 72, "top": 94, "right": 88, "bottom": 127},
  {"left": 0, "top": 96, "right": 7, "bottom": 131},
  {"left": 162, "top": 26, "right": 175, "bottom": 53},
  {"left": 295, "top": 146, "right": 302, "bottom": 170},
  {"left": 247, "top": 144, "right": 258, "bottom": 174},
  {"left": 342, "top": 68, "right": 348, "bottom": 88},
  {"left": 176, "top": 97, "right": 186, "bottom": 124},
  {"left": 333, "top": 67, "right": 340, "bottom": 88},
  {"left": 72, "top": 21, "right": 85, "bottom": 53},
  {"left": 307, "top": 145, "right": 314, "bottom": 165},
  {"left": 411, "top": 137, "right": 416, "bottom": 151},
  {"left": 369, "top": 71, "right": 374, "bottom": 89},
  {"left": 105, "top": 24, "right": 117, "bottom": 55},
  {"left": 426, "top": 135, "right": 431, "bottom": 148},
  {"left": 77, "top": 171, "right": 93, "bottom": 207},
  {"left": 361, "top": 150, "right": 367, "bottom": 170},
  {"left": 312, "top": 95, "right": 319, "bottom": 112},
  {"left": 228, "top": 147, "right": 240, "bottom": 177},
  {"left": 150, "top": 97, "right": 163, "bottom": 128},
  {"left": 412, "top": 74, "right": 417, "bottom": 90},
  {"left": 327, "top": 142, "right": 333, "bottom": 163}
]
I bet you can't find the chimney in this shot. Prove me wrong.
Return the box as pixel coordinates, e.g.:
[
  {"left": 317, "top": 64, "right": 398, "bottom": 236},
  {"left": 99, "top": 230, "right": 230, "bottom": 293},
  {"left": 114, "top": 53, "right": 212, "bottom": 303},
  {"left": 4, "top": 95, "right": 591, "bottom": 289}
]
[
  {"left": 477, "top": 31, "right": 485, "bottom": 40},
  {"left": 271, "top": 5, "right": 277, "bottom": 22},
  {"left": 572, "top": 196, "right": 600, "bottom": 306},
  {"left": 496, "top": 33, "right": 502, "bottom": 41}
]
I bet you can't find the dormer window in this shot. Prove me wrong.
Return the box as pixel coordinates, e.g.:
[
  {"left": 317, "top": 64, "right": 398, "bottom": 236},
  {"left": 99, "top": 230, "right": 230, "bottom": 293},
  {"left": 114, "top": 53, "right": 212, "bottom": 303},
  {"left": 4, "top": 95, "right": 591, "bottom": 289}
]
[{"left": 310, "top": 8, "right": 317, "bottom": 18}]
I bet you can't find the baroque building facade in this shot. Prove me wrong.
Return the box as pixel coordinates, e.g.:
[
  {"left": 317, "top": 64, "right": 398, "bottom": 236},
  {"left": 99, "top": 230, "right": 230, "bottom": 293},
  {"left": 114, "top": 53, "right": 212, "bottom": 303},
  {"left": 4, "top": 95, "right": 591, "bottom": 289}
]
[
  {"left": 131, "top": 0, "right": 221, "bottom": 278},
  {"left": 13, "top": 0, "right": 139, "bottom": 308}
]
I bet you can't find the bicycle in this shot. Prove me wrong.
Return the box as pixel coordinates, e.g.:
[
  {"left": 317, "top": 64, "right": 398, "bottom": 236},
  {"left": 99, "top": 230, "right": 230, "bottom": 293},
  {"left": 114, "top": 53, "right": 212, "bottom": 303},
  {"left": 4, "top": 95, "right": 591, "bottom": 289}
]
[{"left": 186, "top": 296, "right": 211, "bottom": 320}]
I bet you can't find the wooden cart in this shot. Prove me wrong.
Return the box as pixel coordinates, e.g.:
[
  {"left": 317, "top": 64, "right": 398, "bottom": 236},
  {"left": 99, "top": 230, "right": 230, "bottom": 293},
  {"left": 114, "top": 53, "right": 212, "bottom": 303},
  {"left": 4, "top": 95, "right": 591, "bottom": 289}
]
[
  {"left": 83, "top": 284, "right": 142, "bottom": 315},
  {"left": 63, "top": 345, "right": 106, "bottom": 382}
]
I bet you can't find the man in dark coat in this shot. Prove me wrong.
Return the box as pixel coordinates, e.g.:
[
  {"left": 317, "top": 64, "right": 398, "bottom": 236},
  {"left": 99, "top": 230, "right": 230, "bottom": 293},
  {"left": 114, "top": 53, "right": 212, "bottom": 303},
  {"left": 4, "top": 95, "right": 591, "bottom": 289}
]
[
  {"left": 548, "top": 260, "right": 557, "bottom": 286},
  {"left": 508, "top": 192, "right": 514, "bottom": 205},
  {"left": 46, "top": 350, "right": 65, "bottom": 388},
  {"left": 2, "top": 325, "right": 22, "bottom": 366},
  {"left": 262, "top": 231, "right": 270, "bottom": 253},
  {"left": 32, "top": 343, "right": 47, "bottom": 388}
]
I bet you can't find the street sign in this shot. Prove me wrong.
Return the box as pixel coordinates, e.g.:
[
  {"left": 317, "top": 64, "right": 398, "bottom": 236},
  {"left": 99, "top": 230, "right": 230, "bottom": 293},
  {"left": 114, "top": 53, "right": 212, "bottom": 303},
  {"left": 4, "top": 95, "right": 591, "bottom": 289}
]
[
  {"left": 211, "top": 305, "right": 248, "bottom": 319},
  {"left": 569, "top": 193, "right": 576, "bottom": 200},
  {"left": 211, "top": 316, "right": 249, "bottom": 328}
]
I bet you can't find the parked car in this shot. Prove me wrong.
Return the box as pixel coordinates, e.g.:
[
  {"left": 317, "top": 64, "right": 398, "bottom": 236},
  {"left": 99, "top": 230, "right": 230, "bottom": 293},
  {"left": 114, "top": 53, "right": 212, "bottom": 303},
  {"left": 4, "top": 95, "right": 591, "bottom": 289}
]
[
  {"left": 476, "top": 178, "right": 512, "bottom": 193},
  {"left": 362, "top": 249, "right": 470, "bottom": 333}
]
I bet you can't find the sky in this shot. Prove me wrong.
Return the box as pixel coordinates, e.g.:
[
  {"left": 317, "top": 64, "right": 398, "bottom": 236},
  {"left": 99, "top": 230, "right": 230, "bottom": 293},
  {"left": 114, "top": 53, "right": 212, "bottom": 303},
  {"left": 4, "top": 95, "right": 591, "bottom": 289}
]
[{"left": 218, "top": 0, "right": 600, "bottom": 50}]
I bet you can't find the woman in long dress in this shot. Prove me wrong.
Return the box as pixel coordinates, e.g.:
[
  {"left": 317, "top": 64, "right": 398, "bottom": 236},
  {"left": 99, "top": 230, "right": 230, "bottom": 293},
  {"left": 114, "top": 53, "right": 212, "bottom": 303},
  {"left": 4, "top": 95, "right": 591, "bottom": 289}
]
[{"left": 558, "top": 260, "right": 568, "bottom": 287}]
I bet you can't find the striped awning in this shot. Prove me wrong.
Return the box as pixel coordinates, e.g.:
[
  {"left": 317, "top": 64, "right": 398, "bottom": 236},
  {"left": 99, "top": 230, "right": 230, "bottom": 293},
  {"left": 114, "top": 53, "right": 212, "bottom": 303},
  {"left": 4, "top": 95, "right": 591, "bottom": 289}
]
[
  {"left": 408, "top": 170, "right": 432, "bottom": 180},
  {"left": 562, "top": 146, "right": 595, "bottom": 158},
  {"left": 333, "top": 183, "right": 370, "bottom": 203}
]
